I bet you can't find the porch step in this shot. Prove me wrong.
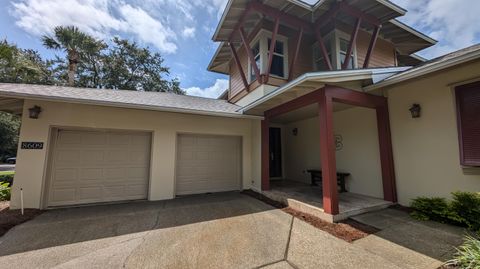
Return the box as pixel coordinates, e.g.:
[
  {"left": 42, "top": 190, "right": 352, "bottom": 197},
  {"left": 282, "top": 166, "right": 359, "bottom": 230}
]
[{"left": 262, "top": 190, "right": 392, "bottom": 223}]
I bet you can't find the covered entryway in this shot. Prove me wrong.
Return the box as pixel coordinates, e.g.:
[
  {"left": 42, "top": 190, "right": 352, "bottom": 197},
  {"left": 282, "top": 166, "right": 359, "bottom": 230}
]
[
  {"left": 175, "top": 134, "right": 242, "bottom": 195},
  {"left": 46, "top": 129, "right": 151, "bottom": 207},
  {"left": 243, "top": 78, "right": 399, "bottom": 221}
]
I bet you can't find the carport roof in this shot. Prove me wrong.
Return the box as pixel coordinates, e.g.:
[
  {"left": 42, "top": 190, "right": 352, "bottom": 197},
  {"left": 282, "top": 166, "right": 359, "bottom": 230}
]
[{"left": 0, "top": 83, "right": 260, "bottom": 119}]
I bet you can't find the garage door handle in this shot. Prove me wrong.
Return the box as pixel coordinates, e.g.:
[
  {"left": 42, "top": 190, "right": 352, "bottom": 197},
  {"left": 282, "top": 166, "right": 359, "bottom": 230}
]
[{"left": 270, "top": 153, "right": 274, "bottom": 161}]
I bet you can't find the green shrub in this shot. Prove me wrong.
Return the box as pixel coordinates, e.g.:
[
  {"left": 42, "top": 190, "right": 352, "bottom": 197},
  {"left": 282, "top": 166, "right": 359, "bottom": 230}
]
[
  {"left": 410, "top": 192, "right": 480, "bottom": 233},
  {"left": 0, "top": 182, "right": 10, "bottom": 201},
  {"left": 451, "top": 192, "right": 480, "bottom": 232},
  {"left": 0, "top": 173, "right": 14, "bottom": 186},
  {"left": 410, "top": 197, "right": 452, "bottom": 222},
  {"left": 446, "top": 234, "right": 480, "bottom": 269}
]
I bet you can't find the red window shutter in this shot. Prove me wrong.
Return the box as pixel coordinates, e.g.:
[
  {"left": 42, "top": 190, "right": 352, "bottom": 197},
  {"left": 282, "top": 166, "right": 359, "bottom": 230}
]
[{"left": 456, "top": 81, "right": 480, "bottom": 166}]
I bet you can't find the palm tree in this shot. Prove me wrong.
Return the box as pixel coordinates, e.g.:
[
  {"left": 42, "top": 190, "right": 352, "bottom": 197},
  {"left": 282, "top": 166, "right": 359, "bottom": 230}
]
[{"left": 42, "top": 26, "right": 102, "bottom": 86}]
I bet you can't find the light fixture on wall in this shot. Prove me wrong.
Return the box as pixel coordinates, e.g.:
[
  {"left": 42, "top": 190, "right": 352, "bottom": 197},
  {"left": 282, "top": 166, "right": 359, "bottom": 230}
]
[
  {"left": 409, "top": 103, "right": 421, "bottom": 118},
  {"left": 28, "top": 105, "right": 42, "bottom": 119},
  {"left": 292, "top": 128, "right": 298, "bottom": 136}
]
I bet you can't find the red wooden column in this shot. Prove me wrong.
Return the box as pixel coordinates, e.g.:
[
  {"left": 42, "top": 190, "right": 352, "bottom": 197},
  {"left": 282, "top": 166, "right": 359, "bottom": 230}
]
[
  {"left": 318, "top": 88, "right": 339, "bottom": 214},
  {"left": 261, "top": 118, "right": 270, "bottom": 190},
  {"left": 376, "top": 104, "right": 397, "bottom": 202}
]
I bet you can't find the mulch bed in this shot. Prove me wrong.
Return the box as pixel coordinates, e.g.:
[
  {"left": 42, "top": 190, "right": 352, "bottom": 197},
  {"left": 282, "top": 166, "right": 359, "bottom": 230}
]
[
  {"left": 0, "top": 201, "right": 43, "bottom": 237},
  {"left": 242, "top": 190, "right": 379, "bottom": 243}
]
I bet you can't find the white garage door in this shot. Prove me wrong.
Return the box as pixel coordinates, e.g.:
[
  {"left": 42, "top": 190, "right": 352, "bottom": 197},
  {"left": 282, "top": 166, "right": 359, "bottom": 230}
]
[
  {"left": 47, "top": 129, "right": 151, "bottom": 207},
  {"left": 176, "top": 134, "right": 241, "bottom": 195}
]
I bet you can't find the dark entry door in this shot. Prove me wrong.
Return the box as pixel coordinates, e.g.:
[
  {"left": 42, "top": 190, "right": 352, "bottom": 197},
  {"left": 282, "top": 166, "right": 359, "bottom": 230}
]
[{"left": 269, "top": 127, "right": 282, "bottom": 178}]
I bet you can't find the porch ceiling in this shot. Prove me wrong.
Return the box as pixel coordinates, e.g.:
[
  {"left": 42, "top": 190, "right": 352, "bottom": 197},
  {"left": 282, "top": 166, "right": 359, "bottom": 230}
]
[{"left": 0, "top": 97, "right": 23, "bottom": 115}]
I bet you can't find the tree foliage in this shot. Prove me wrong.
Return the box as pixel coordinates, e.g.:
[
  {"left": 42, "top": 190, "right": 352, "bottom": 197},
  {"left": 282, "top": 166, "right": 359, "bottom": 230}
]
[
  {"left": 0, "top": 112, "right": 21, "bottom": 160},
  {"left": 0, "top": 40, "right": 52, "bottom": 84},
  {"left": 0, "top": 26, "right": 183, "bottom": 94}
]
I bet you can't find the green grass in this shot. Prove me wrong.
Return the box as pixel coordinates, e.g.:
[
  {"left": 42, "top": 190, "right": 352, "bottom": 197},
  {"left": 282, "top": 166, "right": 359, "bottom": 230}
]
[{"left": 0, "top": 171, "right": 14, "bottom": 176}]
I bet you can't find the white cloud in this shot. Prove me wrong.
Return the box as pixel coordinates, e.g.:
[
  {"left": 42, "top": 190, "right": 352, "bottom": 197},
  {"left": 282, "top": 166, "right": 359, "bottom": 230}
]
[
  {"left": 391, "top": 0, "right": 480, "bottom": 58},
  {"left": 10, "top": 0, "right": 177, "bottom": 53},
  {"left": 184, "top": 79, "right": 228, "bottom": 98},
  {"left": 182, "top": 27, "right": 196, "bottom": 38},
  {"left": 118, "top": 4, "right": 177, "bottom": 53}
]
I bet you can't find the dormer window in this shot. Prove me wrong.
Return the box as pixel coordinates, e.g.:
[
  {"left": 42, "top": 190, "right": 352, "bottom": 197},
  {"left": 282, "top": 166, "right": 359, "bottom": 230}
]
[
  {"left": 250, "top": 41, "right": 261, "bottom": 82},
  {"left": 313, "top": 30, "right": 357, "bottom": 71},
  {"left": 248, "top": 30, "right": 289, "bottom": 83},
  {"left": 267, "top": 38, "right": 286, "bottom": 78},
  {"left": 339, "top": 38, "right": 355, "bottom": 69}
]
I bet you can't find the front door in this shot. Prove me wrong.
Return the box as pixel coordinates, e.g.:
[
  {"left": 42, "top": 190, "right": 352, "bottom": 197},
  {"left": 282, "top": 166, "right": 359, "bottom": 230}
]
[{"left": 269, "top": 127, "right": 282, "bottom": 178}]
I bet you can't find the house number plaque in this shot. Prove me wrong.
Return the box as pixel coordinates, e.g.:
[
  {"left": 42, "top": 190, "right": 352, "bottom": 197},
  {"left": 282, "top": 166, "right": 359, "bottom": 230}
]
[{"left": 21, "top": 142, "right": 44, "bottom": 150}]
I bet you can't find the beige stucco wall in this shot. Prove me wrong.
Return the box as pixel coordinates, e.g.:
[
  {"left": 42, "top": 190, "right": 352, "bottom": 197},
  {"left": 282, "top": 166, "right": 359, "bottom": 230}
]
[
  {"left": 385, "top": 61, "right": 480, "bottom": 206},
  {"left": 12, "top": 99, "right": 260, "bottom": 209},
  {"left": 283, "top": 107, "right": 383, "bottom": 198}
]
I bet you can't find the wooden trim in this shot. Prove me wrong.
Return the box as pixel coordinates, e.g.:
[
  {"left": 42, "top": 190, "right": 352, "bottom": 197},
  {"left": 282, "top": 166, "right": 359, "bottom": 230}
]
[
  {"left": 376, "top": 105, "right": 397, "bottom": 202},
  {"left": 265, "top": 18, "right": 281, "bottom": 84},
  {"left": 288, "top": 27, "right": 304, "bottom": 81},
  {"left": 315, "top": 30, "right": 333, "bottom": 70},
  {"left": 261, "top": 118, "right": 270, "bottom": 190},
  {"left": 240, "top": 27, "right": 261, "bottom": 83},
  {"left": 325, "top": 85, "right": 386, "bottom": 108},
  {"left": 228, "top": 5, "right": 253, "bottom": 42},
  {"left": 229, "top": 42, "right": 249, "bottom": 90},
  {"left": 265, "top": 89, "right": 322, "bottom": 118},
  {"left": 318, "top": 88, "right": 339, "bottom": 214},
  {"left": 363, "top": 25, "right": 381, "bottom": 68},
  {"left": 342, "top": 18, "right": 362, "bottom": 70},
  {"left": 261, "top": 85, "right": 398, "bottom": 212},
  {"left": 455, "top": 81, "right": 480, "bottom": 167}
]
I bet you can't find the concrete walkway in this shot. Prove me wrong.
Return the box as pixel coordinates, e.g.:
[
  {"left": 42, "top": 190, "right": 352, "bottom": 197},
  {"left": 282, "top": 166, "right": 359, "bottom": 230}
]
[
  {"left": 0, "top": 193, "right": 463, "bottom": 269},
  {"left": 351, "top": 208, "right": 465, "bottom": 269}
]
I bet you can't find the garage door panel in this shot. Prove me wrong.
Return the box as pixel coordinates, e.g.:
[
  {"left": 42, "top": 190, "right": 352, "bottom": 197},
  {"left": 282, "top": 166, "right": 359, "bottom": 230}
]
[
  {"left": 50, "top": 188, "right": 76, "bottom": 204},
  {"left": 176, "top": 134, "right": 241, "bottom": 195},
  {"left": 48, "top": 130, "right": 151, "bottom": 207}
]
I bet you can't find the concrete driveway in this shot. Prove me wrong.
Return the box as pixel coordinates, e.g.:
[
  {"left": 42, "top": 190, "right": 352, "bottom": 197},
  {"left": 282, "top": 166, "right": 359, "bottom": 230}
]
[{"left": 0, "top": 193, "right": 454, "bottom": 269}]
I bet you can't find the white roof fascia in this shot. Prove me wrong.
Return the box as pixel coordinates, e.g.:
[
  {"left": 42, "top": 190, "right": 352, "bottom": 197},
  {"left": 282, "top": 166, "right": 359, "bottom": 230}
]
[
  {"left": 0, "top": 91, "right": 263, "bottom": 120},
  {"left": 389, "top": 19, "right": 437, "bottom": 45},
  {"left": 376, "top": 0, "right": 406, "bottom": 15},
  {"left": 239, "top": 67, "right": 407, "bottom": 113},
  {"left": 365, "top": 49, "right": 480, "bottom": 91},
  {"left": 212, "top": 0, "right": 235, "bottom": 41}
]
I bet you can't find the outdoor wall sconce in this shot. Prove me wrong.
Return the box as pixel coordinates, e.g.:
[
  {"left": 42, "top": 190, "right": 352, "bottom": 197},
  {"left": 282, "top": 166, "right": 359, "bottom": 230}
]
[
  {"left": 28, "top": 105, "right": 42, "bottom": 119},
  {"left": 409, "top": 103, "right": 421, "bottom": 118},
  {"left": 292, "top": 128, "right": 298, "bottom": 136}
]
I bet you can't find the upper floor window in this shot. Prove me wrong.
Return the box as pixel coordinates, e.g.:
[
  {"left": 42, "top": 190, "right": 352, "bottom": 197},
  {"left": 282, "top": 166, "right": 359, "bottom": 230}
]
[
  {"left": 267, "top": 38, "right": 286, "bottom": 78},
  {"left": 248, "top": 30, "right": 289, "bottom": 83},
  {"left": 250, "top": 41, "right": 261, "bottom": 82},
  {"left": 455, "top": 81, "right": 480, "bottom": 167},
  {"left": 339, "top": 38, "right": 355, "bottom": 70},
  {"left": 313, "top": 30, "right": 357, "bottom": 71}
]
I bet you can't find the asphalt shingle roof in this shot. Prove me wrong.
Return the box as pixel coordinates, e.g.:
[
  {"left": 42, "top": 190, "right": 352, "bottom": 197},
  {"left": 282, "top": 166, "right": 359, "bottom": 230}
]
[{"left": 0, "top": 83, "right": 243, "bottom": 116}]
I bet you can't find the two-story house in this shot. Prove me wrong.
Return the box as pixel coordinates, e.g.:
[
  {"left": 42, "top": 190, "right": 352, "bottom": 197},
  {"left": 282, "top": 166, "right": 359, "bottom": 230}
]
[{"left": 1, "top": 0, "right": 479, "bottom": 222}]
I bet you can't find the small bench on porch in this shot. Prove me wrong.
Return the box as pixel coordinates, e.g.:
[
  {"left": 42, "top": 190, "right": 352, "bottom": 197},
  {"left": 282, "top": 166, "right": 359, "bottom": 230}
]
[{"left": 307, "top": 169, "right": 350, "bottom": 193}]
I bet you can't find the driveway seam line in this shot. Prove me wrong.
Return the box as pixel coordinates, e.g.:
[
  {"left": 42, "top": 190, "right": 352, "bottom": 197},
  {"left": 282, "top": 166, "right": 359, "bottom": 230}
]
[
  {"left": 283, "top": 216, "right": 294, "bottom": 260},
  {"left": 286, "top": 260, "right": 300, "bottom": 269},
  {"left": 253, "top": 259, "right": 285, "bottom": 269}
]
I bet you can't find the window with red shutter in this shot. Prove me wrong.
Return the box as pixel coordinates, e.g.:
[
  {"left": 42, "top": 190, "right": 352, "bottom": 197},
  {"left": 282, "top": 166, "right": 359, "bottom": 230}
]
[{"left": 456, "top": 81, "right": 480, "bottom": 166}]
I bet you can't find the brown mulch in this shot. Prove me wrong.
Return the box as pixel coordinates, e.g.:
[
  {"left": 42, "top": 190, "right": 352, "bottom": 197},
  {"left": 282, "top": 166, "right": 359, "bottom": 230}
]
[
  {"left": 0, "top": 201, "right": 43, "bottom": 237},
  {"left": 282, "top": 207, "right": 379, "bottom": 242},
  {"left": 242, "top": 190, "right": 379, "bottom": 243}
]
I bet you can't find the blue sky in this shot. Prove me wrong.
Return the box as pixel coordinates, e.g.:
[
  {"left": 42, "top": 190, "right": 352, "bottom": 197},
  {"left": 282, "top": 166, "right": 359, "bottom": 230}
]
[{"left": 1, "top": 0, "right": 479, "bottom": 98}]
